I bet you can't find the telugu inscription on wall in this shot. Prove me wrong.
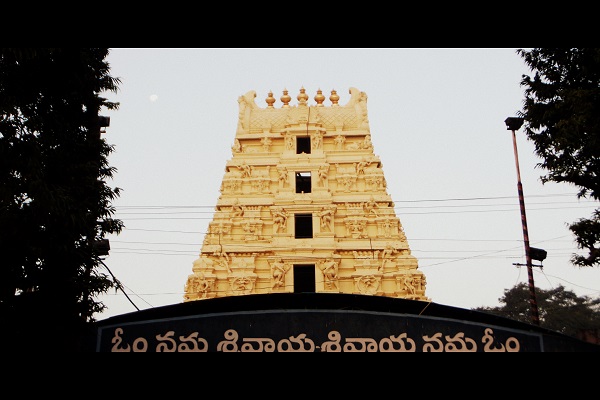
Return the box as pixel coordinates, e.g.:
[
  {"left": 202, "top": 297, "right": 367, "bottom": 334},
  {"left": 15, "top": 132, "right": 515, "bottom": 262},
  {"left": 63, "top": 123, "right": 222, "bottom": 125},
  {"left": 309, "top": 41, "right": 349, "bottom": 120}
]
[{"left": 96, "top": 310, "right": 542, "bottom": 352}]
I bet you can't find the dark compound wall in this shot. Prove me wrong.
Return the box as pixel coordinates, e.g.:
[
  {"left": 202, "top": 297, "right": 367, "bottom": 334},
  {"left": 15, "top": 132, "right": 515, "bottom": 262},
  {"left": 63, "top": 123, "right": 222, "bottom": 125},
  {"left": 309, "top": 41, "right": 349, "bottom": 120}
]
[{"left": 93, "top": 293, "right": 600, "bottom": 352}]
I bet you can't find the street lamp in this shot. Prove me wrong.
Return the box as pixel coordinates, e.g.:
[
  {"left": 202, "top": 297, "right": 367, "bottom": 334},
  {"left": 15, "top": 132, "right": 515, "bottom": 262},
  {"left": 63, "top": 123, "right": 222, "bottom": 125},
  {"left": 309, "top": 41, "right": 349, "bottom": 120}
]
[{"left": 504, "top": 117, "right": 540, "bottom": 326}]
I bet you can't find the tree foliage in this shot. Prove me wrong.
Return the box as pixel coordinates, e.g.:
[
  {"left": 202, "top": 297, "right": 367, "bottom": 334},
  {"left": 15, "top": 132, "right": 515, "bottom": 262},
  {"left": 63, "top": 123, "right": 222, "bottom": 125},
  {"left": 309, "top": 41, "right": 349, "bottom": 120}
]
[
  {"left": 474, "top": 283, "right": 600, "bottom": 339},
  {"left": 517, "top": 48, "right": 600, "bottom": 267},
  {"left": 0, "top": 48, "right": 123, "bottom": 350}
]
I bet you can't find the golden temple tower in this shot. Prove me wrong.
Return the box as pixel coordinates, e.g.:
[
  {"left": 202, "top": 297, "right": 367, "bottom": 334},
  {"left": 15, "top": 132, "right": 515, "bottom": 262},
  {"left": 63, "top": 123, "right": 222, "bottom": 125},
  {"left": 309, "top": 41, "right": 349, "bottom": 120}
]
[{"left": 183, "top": 87, "right": 429, "bottom": 301}]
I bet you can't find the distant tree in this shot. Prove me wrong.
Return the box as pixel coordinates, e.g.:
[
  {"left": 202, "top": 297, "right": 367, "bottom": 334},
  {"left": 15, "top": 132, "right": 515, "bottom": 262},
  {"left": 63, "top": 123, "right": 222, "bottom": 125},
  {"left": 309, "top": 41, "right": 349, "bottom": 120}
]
[
  {"left": 0, "top": 48, "right": 123, "bottom": 351},
  {"left": 474, "top": 283, "right": 600, "bottom": 339},
  {"left": 517, "top": 48, "right": 600, "bottom": 267}
]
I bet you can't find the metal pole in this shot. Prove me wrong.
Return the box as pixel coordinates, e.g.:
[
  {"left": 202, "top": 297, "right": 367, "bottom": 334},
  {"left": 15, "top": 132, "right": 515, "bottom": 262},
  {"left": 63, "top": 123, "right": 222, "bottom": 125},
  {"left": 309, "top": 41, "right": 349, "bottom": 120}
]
[{"left": 510, "top": 128, "right": 540, "bottom": 326}]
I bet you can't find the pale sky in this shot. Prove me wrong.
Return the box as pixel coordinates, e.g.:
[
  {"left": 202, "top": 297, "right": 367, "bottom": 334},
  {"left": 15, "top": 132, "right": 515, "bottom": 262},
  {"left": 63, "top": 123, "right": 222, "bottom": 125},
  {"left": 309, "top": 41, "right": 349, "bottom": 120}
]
[{"left": 96, "top": 48, "right": 600, "bottom": 321}]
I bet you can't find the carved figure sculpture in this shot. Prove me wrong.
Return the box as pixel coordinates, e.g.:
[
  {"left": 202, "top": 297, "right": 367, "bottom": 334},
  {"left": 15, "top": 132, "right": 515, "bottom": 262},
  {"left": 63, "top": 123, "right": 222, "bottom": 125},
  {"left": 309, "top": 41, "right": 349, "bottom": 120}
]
[
  {"left": 319, "top": 205, "right": 336, "bottom": 232},
  {"left": 403, "top": 275, "right": 416, "bottom": 295},
  {"left": 363, "top": 196, "right": 379, "bottom": 216},
  {"left": 318, "top": 166, "right": 329, "bottom": 187},
  {"left": 272, "top": 207, "right": 288, "bottom": 233},
  {"left": 237, "top": 161, "right": 252, "bottom": 178},
  {"left": 380, "top": 243, "right": 398, "bottom": 271},
  {"left": 261, "top": 136, "right": 272, "bottom": 152},
  {"left": 311, "top": 131, "right": 322, "bottom": 150},
  {"left": 232, "top": 138, "right": 241, "bottom": 153},
  {"left": 214, "top": 250, "right": 231, "bottom": 273},
  {"left": 231, "top": 199, "right": 245, "bottom": 218},
  {"left": 319, "top": 259, "right": 339, "bottom": 290},
  {"left": 278, "top": 168, "right": 288, "bottom": 187},
  {"left": 334, "top": 135, "right": 345, "bottom": 150},
  {"left": 271, "top": 258, "right": 289, "bottom": 289}
]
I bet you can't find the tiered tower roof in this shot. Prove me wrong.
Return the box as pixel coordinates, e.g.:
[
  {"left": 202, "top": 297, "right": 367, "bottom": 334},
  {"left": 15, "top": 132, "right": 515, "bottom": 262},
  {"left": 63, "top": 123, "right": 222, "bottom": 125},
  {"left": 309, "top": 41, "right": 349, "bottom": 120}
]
[{"left": 183, "top": 87, "right": 428, "bottom": 301}]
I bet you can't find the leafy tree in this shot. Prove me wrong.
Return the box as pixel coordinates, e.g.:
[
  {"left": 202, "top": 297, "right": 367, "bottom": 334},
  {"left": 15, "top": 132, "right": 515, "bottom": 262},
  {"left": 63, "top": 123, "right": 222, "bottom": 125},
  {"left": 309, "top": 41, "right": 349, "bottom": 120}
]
[
  {"left": 517, "top": 48, "right": 600, "bottom": 267},
  {"left": 474, "top": 283, "right": 600, "bottom": 339},
  {"left": 0, "top": 48, "right": 123, "bottom": 351}
]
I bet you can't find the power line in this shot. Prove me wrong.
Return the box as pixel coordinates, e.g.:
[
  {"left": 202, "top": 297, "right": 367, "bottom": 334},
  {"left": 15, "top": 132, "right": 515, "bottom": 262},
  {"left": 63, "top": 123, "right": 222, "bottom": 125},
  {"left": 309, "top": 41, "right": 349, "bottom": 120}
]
[
  {"left": 111, "top": 193, "right": 586, "bottom": 209},
  {"left": 98, "top": 258, "right": 140, "bottom": 311},
  {"left": 109, "top": 196, "right": 597, "bottom": 219}
]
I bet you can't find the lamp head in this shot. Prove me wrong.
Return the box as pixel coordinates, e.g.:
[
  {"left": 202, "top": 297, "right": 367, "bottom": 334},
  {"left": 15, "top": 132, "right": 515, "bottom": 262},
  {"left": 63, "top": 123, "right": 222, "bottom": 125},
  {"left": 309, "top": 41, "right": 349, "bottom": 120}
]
[
  {"left": 504, "top": 117, "right": 524, "bottom": 131},
  {"left": 529, "top": 247, "right": 547, "bottom": 262}
]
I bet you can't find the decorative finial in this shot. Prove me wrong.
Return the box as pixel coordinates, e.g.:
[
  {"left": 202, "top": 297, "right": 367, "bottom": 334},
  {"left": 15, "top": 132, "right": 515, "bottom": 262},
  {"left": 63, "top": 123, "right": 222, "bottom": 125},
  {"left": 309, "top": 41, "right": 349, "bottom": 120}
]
[
  {"left": 314, "top": 88, "right": 325, "bottom": 106},
  {"left": 281, "top": 89, "right": 291, "bottom": 108},
  {"left": 265, "top": 90, "right": 275, "bottom": 108},
  {"left": 297, "top": 87, "right": 308, "bottom": 105},
  {"left": 330, "top": 89, "right": 340, "bottom": 106}
]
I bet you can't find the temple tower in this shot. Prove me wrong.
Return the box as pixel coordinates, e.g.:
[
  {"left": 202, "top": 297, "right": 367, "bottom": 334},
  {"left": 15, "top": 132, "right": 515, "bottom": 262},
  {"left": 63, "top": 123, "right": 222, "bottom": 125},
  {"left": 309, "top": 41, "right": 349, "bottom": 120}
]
[{"left": 183, "top": 87, "right": 429, "bottom": 302}]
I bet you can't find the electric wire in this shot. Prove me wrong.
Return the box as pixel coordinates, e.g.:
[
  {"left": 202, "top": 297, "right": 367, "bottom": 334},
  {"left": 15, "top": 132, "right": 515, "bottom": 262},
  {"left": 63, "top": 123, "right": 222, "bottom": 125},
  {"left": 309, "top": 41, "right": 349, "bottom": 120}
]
[
  {"left": 97, "top": 193, "right": 599, "bottom": 311},
  {"left": 98, "top": 258, "right": 140, "bottom": 311}
]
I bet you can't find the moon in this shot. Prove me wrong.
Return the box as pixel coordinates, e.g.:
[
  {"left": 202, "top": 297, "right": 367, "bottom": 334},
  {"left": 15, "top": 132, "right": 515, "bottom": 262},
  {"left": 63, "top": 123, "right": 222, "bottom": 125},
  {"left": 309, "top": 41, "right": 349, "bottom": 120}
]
[{"left": 149, "top": 94, "right": 158, "bottom": 102}]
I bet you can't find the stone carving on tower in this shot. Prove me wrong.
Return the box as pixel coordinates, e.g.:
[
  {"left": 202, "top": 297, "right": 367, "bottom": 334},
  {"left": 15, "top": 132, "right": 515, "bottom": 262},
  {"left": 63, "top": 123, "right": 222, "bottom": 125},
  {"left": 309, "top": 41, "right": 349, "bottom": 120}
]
[{"left": 183, "top": 87, "right": 429, "bottom": 302}]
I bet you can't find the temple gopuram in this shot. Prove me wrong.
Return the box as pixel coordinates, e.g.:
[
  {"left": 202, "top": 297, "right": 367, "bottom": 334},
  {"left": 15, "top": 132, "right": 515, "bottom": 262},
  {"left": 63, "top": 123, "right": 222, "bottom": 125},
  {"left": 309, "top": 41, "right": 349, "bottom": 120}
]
[{"left": 183, "top": 87, "right": 428, "bottom": 302}]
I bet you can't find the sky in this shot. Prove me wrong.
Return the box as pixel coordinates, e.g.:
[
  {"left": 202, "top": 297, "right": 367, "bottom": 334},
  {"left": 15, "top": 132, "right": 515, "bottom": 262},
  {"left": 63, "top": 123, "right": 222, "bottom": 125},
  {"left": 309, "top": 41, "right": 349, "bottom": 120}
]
[{"left": 95, "top": 48, "right": 600, "bottom": 321}]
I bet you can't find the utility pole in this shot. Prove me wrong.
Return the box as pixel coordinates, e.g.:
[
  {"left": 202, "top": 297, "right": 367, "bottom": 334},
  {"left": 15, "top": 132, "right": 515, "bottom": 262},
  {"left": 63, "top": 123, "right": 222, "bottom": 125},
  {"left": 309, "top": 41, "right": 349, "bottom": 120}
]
[
  {"left": 83, "top": 113, "right": 111, "bottom": 321},
  {"left": 504, "top": 117, "right": 540, "bottom": 326}
]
